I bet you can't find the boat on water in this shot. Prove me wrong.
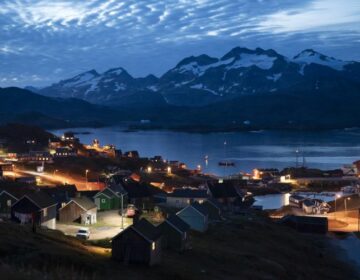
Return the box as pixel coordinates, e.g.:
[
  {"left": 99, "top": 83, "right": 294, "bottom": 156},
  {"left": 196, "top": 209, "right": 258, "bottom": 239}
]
[{"left": 218, "top": 161, "right": 235, "bottom": 167}]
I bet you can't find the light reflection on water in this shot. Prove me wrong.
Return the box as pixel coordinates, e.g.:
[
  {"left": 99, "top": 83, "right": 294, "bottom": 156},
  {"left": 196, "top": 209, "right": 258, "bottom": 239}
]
[{"left": 50, "top": 127, "right": 360, "bottom": 175}]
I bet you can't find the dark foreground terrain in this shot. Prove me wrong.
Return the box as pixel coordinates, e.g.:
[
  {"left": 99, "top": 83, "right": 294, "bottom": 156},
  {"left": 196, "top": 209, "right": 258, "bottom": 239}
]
[{"left": 0, "top": 214, "right": 357, "bottom": 280}]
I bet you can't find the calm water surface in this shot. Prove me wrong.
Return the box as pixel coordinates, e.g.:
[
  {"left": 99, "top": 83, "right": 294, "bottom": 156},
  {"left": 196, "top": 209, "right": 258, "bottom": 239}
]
[{"left": 51, "top": 127, "right": 360, "bottom": 176}]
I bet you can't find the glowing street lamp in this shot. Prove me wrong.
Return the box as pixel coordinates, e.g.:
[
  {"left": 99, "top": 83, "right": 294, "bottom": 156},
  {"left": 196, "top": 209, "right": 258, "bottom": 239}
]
[
  {"left": 345, "top": 197, "right": 351, "bottom": 223},
  {"left": 85, "top": 169, "right": 89, "bottom": 189},
  {"left": 167, "top": 166, "right": 171, "bottom": 174},
  {"left": 335, "top": 193, "right": 341, "bottom": 219},
  {"left": 147, "top": 166, "right": 152, "bottom": 174}
]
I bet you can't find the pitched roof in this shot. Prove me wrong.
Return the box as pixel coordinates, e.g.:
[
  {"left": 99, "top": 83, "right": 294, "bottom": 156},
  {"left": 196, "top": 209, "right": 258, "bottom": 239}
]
[
  {"left": 191, "top": 201, "right": 209, "bottom": 216},
  {"left": 165, "top": 214, "right": 190, "bottom": 233},
  {"left": 202, "top": 198, "right": 222, "bottom": 210},
  {"left": 24, "top": 191, "right": 57, "bottom": 209},
  {"left": 133, "top": 218, "right": 161, "bottom": 241},
  {"left": 0, "top": 190, "right": 19, "bottom": 201},
  {"left": 207, "top": 181, "right": 240, "bottom": 198},
  {"left": 168, "top": 188, "right": 208, "bottom": 198},
  {"left": 68, "top": 197, "right": 97, "bottom": 211}
]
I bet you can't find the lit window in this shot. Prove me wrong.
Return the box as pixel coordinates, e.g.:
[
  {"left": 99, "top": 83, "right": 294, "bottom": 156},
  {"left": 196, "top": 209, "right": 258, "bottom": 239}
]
[
  {"left": 43, "top": 208, "right": 48, "bottom": 217},
  {"left": 7, "top": 200, "right": 11, "bottom": 207},
  {"left": 152, "top": 242, "right": 156, "bottom": 250},
  {"left": 102, "top": 199, "right": 106, "bottom": 203}
]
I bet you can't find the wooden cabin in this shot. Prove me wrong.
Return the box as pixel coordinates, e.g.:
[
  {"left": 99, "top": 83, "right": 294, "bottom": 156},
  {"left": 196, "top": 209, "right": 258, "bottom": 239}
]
[
  {"left": 112, "top": 218, "right": 162, "bottom": 265},
  {"left": 176, "top": 202, "right": 209, "bottom": 232},
  {"left": 158, "top": 214, "right": 190, "bottom": 251},
  {"left": 59, "top": 197, "right": 97, "bottom": 224}
]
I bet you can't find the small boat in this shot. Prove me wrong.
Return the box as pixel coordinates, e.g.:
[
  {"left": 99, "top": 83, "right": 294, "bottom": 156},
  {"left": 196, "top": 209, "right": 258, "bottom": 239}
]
[{"left": 218, "top": 161, "right": 235, "bottom": 167}]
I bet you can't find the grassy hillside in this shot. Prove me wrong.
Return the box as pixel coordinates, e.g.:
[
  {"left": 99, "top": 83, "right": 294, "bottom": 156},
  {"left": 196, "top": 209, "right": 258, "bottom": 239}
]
[{"left": 0, "top": 214, "right": 357, "bottom": 280}]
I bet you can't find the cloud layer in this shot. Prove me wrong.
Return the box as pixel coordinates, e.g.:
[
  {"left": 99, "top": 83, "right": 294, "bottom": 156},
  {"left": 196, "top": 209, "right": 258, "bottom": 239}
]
[{"left": 0, "top": 0, "right": 359, "bottom": 87}]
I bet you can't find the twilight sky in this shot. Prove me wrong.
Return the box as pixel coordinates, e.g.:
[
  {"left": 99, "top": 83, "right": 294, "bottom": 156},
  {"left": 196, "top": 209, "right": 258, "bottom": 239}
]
[{"left": 0, "top": 0, "right": 359, "bottom": 87}]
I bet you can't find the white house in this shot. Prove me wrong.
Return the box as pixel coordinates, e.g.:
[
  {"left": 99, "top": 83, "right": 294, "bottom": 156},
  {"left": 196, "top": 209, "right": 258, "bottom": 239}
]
[{"left": 167, "top": 188, "right": 208, "bottom": 208}]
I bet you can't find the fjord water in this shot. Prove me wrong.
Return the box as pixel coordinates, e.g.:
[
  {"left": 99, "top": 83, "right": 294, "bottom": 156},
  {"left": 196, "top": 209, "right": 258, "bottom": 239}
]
[{"left": 51, "top": 127, "right": 360, "bottom": 176}]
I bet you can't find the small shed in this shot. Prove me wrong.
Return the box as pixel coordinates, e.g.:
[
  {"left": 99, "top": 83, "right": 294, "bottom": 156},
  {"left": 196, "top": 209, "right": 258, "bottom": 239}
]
[
  {"left": 278, "top": 215, "right": 328, "bottom": 234},
  {"left": 176, "top": 202, "right": 209, "bottom": 232},
  {"left": 11, "top": 191, "right": 57, "bottom": 229},
  {"left": 201, "top": 199, "right": 222, "bottom": 221},
  {"left": 112, "top": 218, "right": 162, "bottom": 265},
  {"left": 59, "top": 197, "right": 97, "bottom": 224},
  {"left": 94, "top": 184, "right": 127, "bottom": 211},
  {"left": 158, "top": 214, "right": 190, "bottom": 251}
]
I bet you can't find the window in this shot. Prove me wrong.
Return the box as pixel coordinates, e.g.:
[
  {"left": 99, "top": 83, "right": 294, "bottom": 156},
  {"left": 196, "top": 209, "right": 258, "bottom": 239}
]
[
  {"left": 152, "top": 242, "right": 156, "bottom": 251},
  {"left": 101, "top": 199, "right": 106, "bottom": 203},
  {"left": 6, "top": 200, "right": 11, "bottom": 207},
  {"left": 43, "top": 208, "right": 48, "bottom": 217}
]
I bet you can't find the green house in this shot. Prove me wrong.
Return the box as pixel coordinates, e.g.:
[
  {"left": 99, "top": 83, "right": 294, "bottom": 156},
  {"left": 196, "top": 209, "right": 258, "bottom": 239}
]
[
  {"left": 0, "top": 190, "right": 19, "bottom": 218},
  {"left": 94, "top": 184, "right": 127, "bottom": 211}
]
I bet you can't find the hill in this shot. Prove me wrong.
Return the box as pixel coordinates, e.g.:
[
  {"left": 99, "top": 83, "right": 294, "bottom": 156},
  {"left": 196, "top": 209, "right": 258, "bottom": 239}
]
[{"left": 0, "top": 215, "right": 357, "bottom": 280}]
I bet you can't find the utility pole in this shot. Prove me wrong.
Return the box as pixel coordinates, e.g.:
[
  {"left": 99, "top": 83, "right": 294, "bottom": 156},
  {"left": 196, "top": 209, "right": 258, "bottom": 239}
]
[{"left": 121, "top": 193, "right": 124, "bottom": 229}]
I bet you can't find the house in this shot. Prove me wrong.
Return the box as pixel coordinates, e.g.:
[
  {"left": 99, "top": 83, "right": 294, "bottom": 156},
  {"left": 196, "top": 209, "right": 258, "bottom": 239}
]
[
  {"left": 11, "top": 191, "right": 57, "bottom": 229},
  {"left": 124, "top": 151, "right": 139, "bottom": 159},
  {"left": 59, "top": 197, "right": 97, "bottom": 224},
  {"left": 166, "top": 188, "right": 208, "bottom": 208},
  {"left": 289, "top": 194, "right": 306, "bottom": 208},
  {"left": 94, "top": 184, "right": 128, "bottom": 211},
  {"left": 278, "top": 215, "right": 328, "bottom": 234},
  {"left": 0, "top": 190, "right": 18, "bottom": 218},
  {"left": 54, "top": 147, "right": 77, "bottom": 158},
  {"left": 121, "top": 179, "right": 165, "bottom": 210},
  {"left": 176, "top": 202, "right": 209, "bottom": 232},
  {"left": 158, "top": 214, "right": 190, "bottom": 251},
  {"left": 15, "top": 176, "right": 36, "bottom": 185},
  {"left": 112, "top": 218, "right": 162, "bottom": 265},
  {"left": 207, "top": 180, "right": 248, "bottom": 211},
  {"left": 201, "top": 199, "right": 222, "bottom": 221},
  {"left": 42, "top": 185, "right": 77, "bottom": 209}
]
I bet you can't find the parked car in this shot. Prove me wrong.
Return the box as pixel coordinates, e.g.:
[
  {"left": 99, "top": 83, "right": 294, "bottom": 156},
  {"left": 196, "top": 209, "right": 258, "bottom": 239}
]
[{"left": 76, "top": 228, "right": 90, "bottom": 240}]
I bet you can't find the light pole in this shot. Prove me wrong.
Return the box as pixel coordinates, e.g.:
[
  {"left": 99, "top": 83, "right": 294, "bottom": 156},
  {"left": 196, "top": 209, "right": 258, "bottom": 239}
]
[
  {"left": 121, "top": 193, "right": 125, "bottom": 229},
  {"left": 85, "top": 169, "right": 89, "bottom": 189},
  {"left": 334, "top": 194, "right": 341, "bottom": 220},
  {"left": 344, "top": 197, "right": 351, "bottom": 224}
]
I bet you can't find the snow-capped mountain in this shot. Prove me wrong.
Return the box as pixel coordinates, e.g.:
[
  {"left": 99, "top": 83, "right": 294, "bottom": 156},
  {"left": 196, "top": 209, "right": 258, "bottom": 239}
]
[{"left": 37, "top": 47, "right": 360, "bottom": 107}]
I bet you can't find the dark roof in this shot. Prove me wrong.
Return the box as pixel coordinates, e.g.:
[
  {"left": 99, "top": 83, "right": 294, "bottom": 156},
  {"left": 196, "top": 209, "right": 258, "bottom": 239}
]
[
  {"left": 202, "top": 198, "right": 222, "bottom": 210},
  {"left": 77, "top": 190, "right": 99, "bottom": 199},
  {"left": 42, "top": 185, "right": 77, "bottom": 203},
  {"left": 25, "top": 191, "right": 57, "bottom": 209},
  {"left": 70, "top": 197, "right": 97, "bottom": 210},
  {"left": 190, "top": 201, "right": 208, "bottom": 216},
  {"left": 280, "top": 215, "right": 328, "bottom": 225},
  {"left": 121, "top": 179, "right": 165, "bottom": 198},
  {"left": 207, "top": 181, "right": 240, "bottom": 198},
  {"left": 168, "top": 188, "right": 208, "bottom": 198},
  {"left": 165, "top": 214, "right": 190, "bottom": 233},
  {"left": 302, "top": 199, "right": 315, "bottom": 207},
  {"left": 108, "top": 183, "right": 127, "bottom": 196},
  {"left": 290, "top": 194, "right": 306, "bottom": 201},
  {"left": 132, "top": 218, "right": 161, "bottom": 242}
]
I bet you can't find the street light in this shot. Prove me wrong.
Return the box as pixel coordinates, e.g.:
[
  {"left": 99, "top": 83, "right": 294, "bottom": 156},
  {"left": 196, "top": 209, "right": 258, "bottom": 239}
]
[
  {"left": 85, "top": 169, "right": 89, "bottom": 189},
  {"left": 167, "top": 166, "right": 171, "bottom": 174},
  {"left": 335, "top": 194, "right": 341, "bottom": 220},
  {"left": 344, "top": 197, "right": 351, "bottom": 224},
  {"left": 147, "top": 166, "right": 152, "bottom": 174}
]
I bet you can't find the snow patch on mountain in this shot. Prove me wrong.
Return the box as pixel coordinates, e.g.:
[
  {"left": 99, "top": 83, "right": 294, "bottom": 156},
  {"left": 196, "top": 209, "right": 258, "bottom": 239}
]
[
  {"left": 293, "top": 49, "right": 348, "bottom": 71},
  {"left": 227, "top": 54, "right": 276, "bottom": 70},
  {"left": 266, "top": 73, "right": 282, "bottom": 82}
]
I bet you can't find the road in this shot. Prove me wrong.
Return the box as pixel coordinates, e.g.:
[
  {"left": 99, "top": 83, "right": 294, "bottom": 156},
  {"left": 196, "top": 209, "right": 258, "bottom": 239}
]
[{"left": 8, "top": 168, "right": 102, "bottom": 191}]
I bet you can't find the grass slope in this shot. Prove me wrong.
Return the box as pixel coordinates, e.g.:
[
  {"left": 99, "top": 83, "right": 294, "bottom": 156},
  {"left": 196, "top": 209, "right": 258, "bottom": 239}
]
[{"left": 0, "top": 215, "right": 357, "bottom": 280}]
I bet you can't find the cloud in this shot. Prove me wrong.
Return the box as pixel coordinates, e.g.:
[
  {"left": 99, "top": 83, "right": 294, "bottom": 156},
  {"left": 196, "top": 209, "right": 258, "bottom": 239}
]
[{"left": 0, "top": 0, "right": 358, "bottom": 87}]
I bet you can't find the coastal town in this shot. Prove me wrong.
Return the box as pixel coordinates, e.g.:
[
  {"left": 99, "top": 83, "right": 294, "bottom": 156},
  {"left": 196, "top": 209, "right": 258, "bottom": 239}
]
[{"left": 0, "top": 123, "right": 359, "bottom": 278}]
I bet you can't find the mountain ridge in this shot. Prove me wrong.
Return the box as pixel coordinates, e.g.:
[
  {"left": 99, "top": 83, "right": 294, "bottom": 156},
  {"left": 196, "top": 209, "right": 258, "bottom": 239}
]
[{"left": 34, "top": 46, "right": 360, "bottom": 107}]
